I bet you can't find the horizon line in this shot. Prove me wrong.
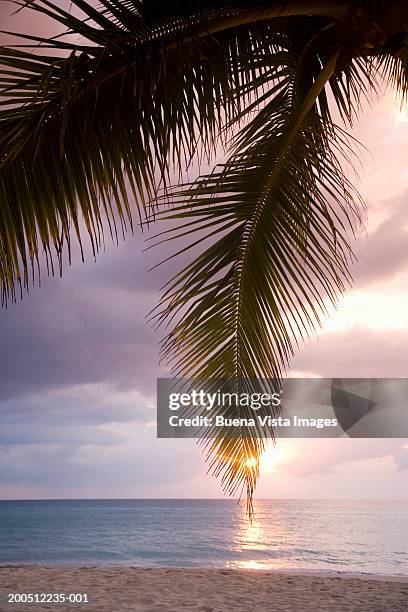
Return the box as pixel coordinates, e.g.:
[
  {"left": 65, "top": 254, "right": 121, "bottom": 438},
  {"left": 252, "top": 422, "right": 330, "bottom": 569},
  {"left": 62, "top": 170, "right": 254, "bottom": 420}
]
[{"left": 1, "top": 497, "right": 407, "bottom": 502}]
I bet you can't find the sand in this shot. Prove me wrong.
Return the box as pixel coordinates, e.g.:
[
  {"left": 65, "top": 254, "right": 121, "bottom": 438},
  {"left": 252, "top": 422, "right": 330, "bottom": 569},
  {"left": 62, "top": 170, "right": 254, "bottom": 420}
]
[{"left": 0, "top": 567, "right": 407, "bottom": 611}]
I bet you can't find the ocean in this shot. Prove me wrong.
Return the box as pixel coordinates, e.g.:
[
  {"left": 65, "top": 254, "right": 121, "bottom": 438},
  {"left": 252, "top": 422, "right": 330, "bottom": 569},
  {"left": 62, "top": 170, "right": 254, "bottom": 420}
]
[{"left": 0, "top": 499, "right": 407, "bottom": 576}]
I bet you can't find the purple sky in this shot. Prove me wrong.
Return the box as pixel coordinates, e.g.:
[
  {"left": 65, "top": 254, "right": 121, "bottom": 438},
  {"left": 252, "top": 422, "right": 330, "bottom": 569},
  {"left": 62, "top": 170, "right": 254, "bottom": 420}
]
[{"left": 0, "top": 2, "right": 408, "bottom": 500}]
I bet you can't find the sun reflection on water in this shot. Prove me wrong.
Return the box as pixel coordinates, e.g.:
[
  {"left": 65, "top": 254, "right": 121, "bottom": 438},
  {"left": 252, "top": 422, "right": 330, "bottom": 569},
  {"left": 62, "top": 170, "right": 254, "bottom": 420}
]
[{"left": 228, "top": 502, "right": 292, "bottom": 570}]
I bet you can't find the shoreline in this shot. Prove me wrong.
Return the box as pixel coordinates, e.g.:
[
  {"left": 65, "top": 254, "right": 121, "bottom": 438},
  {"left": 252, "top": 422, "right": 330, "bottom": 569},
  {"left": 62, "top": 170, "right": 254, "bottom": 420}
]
[
  {"left": 1, "top": 564, "right": 408, "bottom": 581},
  {"left": 1, "top": 567, "right": 407, "bottom": 611}
]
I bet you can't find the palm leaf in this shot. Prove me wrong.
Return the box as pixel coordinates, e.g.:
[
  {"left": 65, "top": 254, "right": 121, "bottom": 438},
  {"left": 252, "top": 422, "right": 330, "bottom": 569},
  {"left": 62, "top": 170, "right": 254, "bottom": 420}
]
[
  {"left": 152, "top": 47, "right": 365, "bottom": 509},
  {"left": 1, "top": 0, "right": 286, "bottom": 303},
  {"left": 150, "top": 7, "right": 408, "bottom": 508}
]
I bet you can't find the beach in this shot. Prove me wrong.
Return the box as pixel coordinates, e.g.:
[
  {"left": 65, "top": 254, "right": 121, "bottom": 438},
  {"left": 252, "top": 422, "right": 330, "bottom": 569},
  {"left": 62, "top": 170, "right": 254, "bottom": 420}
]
[{"left": 0, "top": 567, "right": 407, "bottom": 611}]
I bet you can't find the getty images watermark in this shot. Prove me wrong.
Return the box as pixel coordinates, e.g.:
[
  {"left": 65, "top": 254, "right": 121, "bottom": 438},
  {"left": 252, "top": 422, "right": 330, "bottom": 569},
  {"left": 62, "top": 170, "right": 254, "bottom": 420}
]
[
  {"left": 167, "top": 388, "right": 336, "bottom": 430},
  {"left": 157, "top": 378, "right": 408, "bottom": 438}
]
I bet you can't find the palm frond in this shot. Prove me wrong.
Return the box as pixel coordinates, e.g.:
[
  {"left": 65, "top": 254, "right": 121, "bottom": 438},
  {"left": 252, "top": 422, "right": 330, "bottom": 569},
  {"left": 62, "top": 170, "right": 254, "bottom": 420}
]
[
  {"left": 150, "top": 8, "right": 408, "bottom": 505},
  {"left": 1, "top": 0, "right": 284, "bottom": 303},
  {"left": 152, "top": 47, "right": 364, "bottom": 507}
]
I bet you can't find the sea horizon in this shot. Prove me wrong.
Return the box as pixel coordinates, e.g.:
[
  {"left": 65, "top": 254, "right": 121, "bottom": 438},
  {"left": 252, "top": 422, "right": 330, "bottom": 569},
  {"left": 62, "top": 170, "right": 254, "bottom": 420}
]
[{"left": 1, "top": 496, "right": 408, "bottom": 502}]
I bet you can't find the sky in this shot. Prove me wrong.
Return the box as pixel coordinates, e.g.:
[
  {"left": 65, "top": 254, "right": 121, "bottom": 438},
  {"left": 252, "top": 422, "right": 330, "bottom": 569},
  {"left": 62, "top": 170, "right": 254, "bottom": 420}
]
[{"left": 1, "top": 2, "right": 408, "bottom": 501}]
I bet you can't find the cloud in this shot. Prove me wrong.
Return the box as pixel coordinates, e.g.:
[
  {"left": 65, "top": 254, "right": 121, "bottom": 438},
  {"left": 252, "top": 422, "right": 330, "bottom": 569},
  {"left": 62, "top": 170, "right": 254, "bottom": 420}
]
[
  {"left": 393, "top": 446, "right": 408, "bottom": 471},
  {"left": 0, "top": 383, "right": 156, "bottom": 449},
  {"left": 0, "top": 425, "right": 205, "bottom": 495},
  {"left": 292, "top": 328, "right": 408, "bottom": 377},
  {"left": 280, "top": 439, "right": 406, "bottom": 478},
  {"left": 353, "top": 193, "right": 408, "bottom": 287},
  {"left": 0, "top": 233, "right": 172, "bottom": 402}
]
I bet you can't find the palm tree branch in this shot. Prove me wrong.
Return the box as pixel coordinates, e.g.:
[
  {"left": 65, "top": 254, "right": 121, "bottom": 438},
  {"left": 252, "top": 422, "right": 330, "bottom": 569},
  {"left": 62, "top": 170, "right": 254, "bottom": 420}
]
[
  {"left": 1, "top": 2, "right": 285, "bottom": 302},
  {"left": 152, "top": 44, "right": 365, "bottom": 507},
  {"left": 232, "top": 50, "right": 341, "bottom": 379}
]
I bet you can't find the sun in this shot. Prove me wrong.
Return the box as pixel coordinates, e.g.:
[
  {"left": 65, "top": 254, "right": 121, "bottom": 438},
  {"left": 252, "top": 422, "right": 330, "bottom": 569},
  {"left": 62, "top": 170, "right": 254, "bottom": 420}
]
[
  {"left": 245, "top": 457, "right": 257, "bottom": 469},
  {"left": 245, "top": 444, "right": 281, "bottom": 472}
]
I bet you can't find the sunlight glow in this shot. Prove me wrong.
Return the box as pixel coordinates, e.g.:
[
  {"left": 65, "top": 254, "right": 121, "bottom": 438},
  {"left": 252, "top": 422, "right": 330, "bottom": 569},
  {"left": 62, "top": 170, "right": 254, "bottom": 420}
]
[
  {"left": 321, "top": 288, "right": 408, "bottom": 333},
  {"left": 393, "top": 98, "right": 408, "bottom": 124},
  {"left": 245, "top": 445, "right": 283, "bottom": 472},
  {"left": 259, "top": 445, "right": 281, "bottom": 473},
  {"left": 245, "top": 457, "right": 257, "bottom": 469}
]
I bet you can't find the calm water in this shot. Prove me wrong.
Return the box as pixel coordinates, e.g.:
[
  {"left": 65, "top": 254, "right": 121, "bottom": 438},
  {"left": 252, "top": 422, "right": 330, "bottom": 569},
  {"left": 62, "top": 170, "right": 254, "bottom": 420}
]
[{"left": 0, "top": 500, "right": 407, "bottom": 575}]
